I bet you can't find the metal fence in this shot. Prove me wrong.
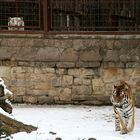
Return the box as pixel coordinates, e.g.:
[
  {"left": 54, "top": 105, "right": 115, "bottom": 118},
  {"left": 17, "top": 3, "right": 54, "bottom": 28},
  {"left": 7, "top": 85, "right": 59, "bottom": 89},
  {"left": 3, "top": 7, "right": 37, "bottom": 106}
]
[
  {"left": 0, "top": 0, "right": 43, "bottom": 32},
  {"left": 0, "top": 0, "right": 140, "bottom": 34},
  {"left": 48, "top": 0, "right": 140, "bottom": 33}
]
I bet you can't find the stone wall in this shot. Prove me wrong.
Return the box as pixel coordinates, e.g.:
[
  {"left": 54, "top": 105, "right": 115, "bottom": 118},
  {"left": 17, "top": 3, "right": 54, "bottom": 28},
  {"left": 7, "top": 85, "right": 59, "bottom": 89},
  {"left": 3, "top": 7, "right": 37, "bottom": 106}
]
[{"left": 0, "top": 35, "right": 140, "bottom": 106}]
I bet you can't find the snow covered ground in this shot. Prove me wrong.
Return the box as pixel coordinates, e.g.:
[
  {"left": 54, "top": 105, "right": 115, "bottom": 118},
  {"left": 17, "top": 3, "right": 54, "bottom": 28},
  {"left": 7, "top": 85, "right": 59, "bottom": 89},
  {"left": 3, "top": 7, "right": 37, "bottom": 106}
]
[{"left": 2, "top": 105, "right": 140, "bottom": 140}]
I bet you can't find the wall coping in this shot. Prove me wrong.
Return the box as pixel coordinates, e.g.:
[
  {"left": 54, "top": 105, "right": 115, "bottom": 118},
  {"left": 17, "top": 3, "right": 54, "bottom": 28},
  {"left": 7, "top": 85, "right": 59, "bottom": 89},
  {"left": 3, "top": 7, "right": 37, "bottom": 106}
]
[{"left": 0, "top": 33, "right": 140, "bottom": 40}]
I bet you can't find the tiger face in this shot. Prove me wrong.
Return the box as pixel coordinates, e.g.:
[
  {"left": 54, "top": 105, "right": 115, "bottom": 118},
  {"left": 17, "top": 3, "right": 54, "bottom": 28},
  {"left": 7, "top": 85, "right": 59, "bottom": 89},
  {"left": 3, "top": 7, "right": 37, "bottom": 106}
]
[
  {"left": 8, "top": 17, "right": 24, "bottom": 31},
  {"left": 111, "top": 82, "right": 127, "bottom": 107}
]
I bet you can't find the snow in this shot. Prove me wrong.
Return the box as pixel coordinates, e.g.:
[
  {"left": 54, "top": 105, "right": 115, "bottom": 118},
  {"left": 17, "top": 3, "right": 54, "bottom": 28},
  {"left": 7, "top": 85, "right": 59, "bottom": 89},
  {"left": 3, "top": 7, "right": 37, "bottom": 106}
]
[{"left": 2, "top": 105, "right": 140, "bottom": 140}]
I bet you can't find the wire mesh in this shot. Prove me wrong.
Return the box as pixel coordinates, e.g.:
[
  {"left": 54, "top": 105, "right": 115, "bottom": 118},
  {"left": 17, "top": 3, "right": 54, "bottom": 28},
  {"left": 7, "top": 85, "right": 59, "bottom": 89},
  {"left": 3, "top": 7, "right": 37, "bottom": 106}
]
[
  {"left": 0, "top": 0, "right": 43, "bottom": 32},
  {"left": 48, "top": 0, "right": 140, "bottom": 32},
  {"left": 0, "top": 0, "right": 140, "bottom": 33}
]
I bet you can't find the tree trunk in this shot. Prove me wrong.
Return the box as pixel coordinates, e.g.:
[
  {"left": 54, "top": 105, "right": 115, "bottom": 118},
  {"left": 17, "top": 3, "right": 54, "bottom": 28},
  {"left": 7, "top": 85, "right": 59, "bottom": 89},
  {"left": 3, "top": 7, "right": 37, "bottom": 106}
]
[{"left": 0, "top": 113, "right": 37, "bottom": 134}]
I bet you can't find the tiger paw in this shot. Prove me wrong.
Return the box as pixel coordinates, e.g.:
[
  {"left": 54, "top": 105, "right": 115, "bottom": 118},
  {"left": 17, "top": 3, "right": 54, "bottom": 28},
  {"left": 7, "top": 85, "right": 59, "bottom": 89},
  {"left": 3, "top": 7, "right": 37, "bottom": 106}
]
[{"left": 120, "top": 130, "right": 127, "bottom": 134}]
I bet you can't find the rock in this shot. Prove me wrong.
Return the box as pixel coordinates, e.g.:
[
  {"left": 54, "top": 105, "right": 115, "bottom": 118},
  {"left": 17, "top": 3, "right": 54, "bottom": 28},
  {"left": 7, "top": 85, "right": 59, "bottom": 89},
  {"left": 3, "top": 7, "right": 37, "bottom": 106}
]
[
  {"left": 55, "top": 137, "right": 62, "bottom": 140},
  {"left": 49, "top": 131, "right": 56, "bottom": 135},
  {"left": 88, "top": 138, "right": 97, "bottom": 140}
]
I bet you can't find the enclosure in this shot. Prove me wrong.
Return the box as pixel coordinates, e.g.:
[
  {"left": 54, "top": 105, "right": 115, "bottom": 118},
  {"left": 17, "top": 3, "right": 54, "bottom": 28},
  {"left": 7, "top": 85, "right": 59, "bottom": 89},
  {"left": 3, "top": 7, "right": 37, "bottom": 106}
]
[
  {"left": 0, "top": 0, "right": 140, "bottom": 107},
  {"left": 0, "top": 1, "right": 140, "bottom": 140},
  {"left": 0, "top": 0, "right": 140, "bottom": 34}
]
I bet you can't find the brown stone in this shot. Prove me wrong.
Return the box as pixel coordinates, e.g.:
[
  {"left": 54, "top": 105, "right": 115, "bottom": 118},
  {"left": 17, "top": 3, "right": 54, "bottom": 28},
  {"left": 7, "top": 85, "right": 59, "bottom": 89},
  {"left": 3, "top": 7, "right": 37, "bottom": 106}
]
[
  {"left": 74, "top": 78, "right": 90, "bottom": 85},
  {"left": 0, "top": 47, "right": 15, "bottom": 60},
  {"left": 57, "top": 62, "right": 75, "bottom": 68},
  {"left": 72, "top": 85, "right": 92, "bottom": 101},
  {"left": 103, "top": 68, "right": 124, "bottom": 83},
  {"left": 23, "top": 96, "right": 37, "bottom": 104},
  {"left": 104, "top": 50, "right": 119, "bottom": 62},
  {"left": 37, "top": 96, "right": 54, "bottom": 104},
  {"left": 92, "top": 79, "right": 105, "bottom": 94},
  {"left": 15, "top": 47, "right": 37, "bottom": 61},
  {"left": 62, "top": 75, "right": 73, "bottom": 86},
  {"left": 59, "top": 88, "right": 72, "bottom": 101},
  {"left": 34, "top": 82, "right": 52, "bottom": 90},
  {"left": 35, "top": 47, "right": 60, "bottom": 61},
  {"left": 68, "top": 68, "right": 95, "bottom": 78},
  {"left": 13, "top": 96, "right": 23, "bottom": 103},
  {"left": 80, "top": 49, "right": 102, "bottom": 62},
  {"left": 60, "top": 48, "right": 78, "bottom": 62}
]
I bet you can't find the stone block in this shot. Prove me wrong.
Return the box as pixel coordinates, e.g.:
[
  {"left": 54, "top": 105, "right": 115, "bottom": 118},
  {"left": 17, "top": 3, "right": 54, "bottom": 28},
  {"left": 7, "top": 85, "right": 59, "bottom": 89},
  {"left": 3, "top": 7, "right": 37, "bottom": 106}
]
[
  {"left": 56, "top": 62, "right": 75, "bottom": 68},
  {"left": 33, "top": 39, "right": 44, "bottom": 47},
  {"left": 133, "top": 69, "right": 140, "bottom": 79},
  {"left": 62, "top": 75, "right": 73, "bottom": 86},
  {"left": 68, "top": 68, "right": 95, "bottom": 78},
  {"left": 35, "top": 62, "right": 56, "bottom": 68},
  {"left": 51, "top": 77, "right": 61, "bottom": 87},
  {"left": 105, "top": 83, "right": 114, "bottom": 96},
  {"left": 15, "top": 47, "right": 36, "bottom": 61},
  {"left": 16, "top": 67, "right": 27, "bottom": 73},
  {"left": 35, "top": 67, "right": 55, "bottom": 74},
  {"left": 54, "top": 39, "right": 73, "bottom": 48},
  {"left": 72, "top": 85, "right": 92, "bottom": 101},
  {"left": 72, "top": 94, "right": 92, "bottom": 101},
  {"left": 17, "top": 61, "right": 35, "bottom": 67},
  {"left": 0, "top": 47, "right": 17, "bottom": 60},
  {"left": 59, "top": 88, "right": 72, "bottom": 101},
  {"left": 37, "top": 95, "right": 54, "bottom": 104},
  {"left": 56, "top": 69, "right": 65, "bottom": 75},
  {"left": 135, "top": 92, "right": 140, "bottom": 108},
  {"left": 34, "top": 82, "right": 52, "bottom": 90},
  {"left": 73, "top": 39, "right": 84, "bottom": 50},
  {"left": 60, "top": 48, "right": 78, "bottom": 62},
  {"left": 126, "top": 62, "right": 139, "bottom": 68},
  {"left": 104, "top": 50, "right": 119, "bottom": 62},
  {"left": 0, "top": 66, "right": 11, "bottom": 78},
  {"left": 76, "top": 62, "right": 100, "bottom": 68},
  {"left": 120, "top": 54, "right": 139, "bottom": 62},
  {"left": 79, "top": 50, "right": 102, "bottom": 62},
  {"left": 92, "top": 79, "right": 105, "bottom": 94},
  {"left": 120, "top": 55, "right": 128, "bottom": 62},
  {"left": 13, "top": 96, "right": 23, "bottom": 103},
  {"left": 15, "top": 87, "right": 26, "bottom": 96},
  {"left": 102, "top": 68, "right": 124, "bottom": 83},
  {"left": 74, "top": 78, "right": 91, "bottom": 85},
  {"left": 72, "top": 85, "right": 92, "bottom": 95},
  {"left": 27, "top": 90, "right": 49, "bottom": 96},
  {"left": 35, "top": 47, "right": 60, "bottom": 61},
  {"left": 23, "top": 96, "right": 37, "bottom": 104}
]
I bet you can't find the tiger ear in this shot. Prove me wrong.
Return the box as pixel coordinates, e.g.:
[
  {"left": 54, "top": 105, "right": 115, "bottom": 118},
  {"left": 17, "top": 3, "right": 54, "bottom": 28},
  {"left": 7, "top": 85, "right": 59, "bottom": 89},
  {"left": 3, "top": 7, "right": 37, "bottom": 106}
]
[
  {"left": 8, "top": 17, "right": 11, "bottom": 22},
  {"left": 120, "top": 83, "right": 125, "bottom": 88},
  {"left": 114, "top": 85, "right": 117, "bottom": 88}
]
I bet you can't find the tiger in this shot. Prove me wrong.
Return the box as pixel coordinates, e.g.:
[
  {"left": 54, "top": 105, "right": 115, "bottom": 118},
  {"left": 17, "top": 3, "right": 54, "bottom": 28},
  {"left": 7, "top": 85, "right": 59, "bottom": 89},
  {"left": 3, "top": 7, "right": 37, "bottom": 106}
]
[
  {"left": 8, "top": 17, "right": 24, "bottom": 31},
  {"left": 110, "top": 81, "right": 135, "bottom": 134}
]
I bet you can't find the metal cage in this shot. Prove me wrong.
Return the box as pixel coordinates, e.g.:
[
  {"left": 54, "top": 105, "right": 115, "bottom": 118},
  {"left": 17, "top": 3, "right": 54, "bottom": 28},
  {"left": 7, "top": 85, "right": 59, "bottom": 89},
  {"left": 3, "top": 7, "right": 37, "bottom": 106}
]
[
  {"left": 0, "top": 0, "right": 43, "bottom": 32},
  {"left": 48, "top": 0, "right": 140, "bottom": 32},
  {"left": 0, "top": 0, "right": 140, "bottom": 34}
]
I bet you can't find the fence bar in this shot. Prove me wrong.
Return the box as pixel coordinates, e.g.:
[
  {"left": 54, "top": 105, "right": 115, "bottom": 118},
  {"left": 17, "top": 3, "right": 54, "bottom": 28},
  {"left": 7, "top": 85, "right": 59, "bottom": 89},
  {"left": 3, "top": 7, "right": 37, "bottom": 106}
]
[{"left": 43, "top": 0, "right": 48, "bottom": 34}]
